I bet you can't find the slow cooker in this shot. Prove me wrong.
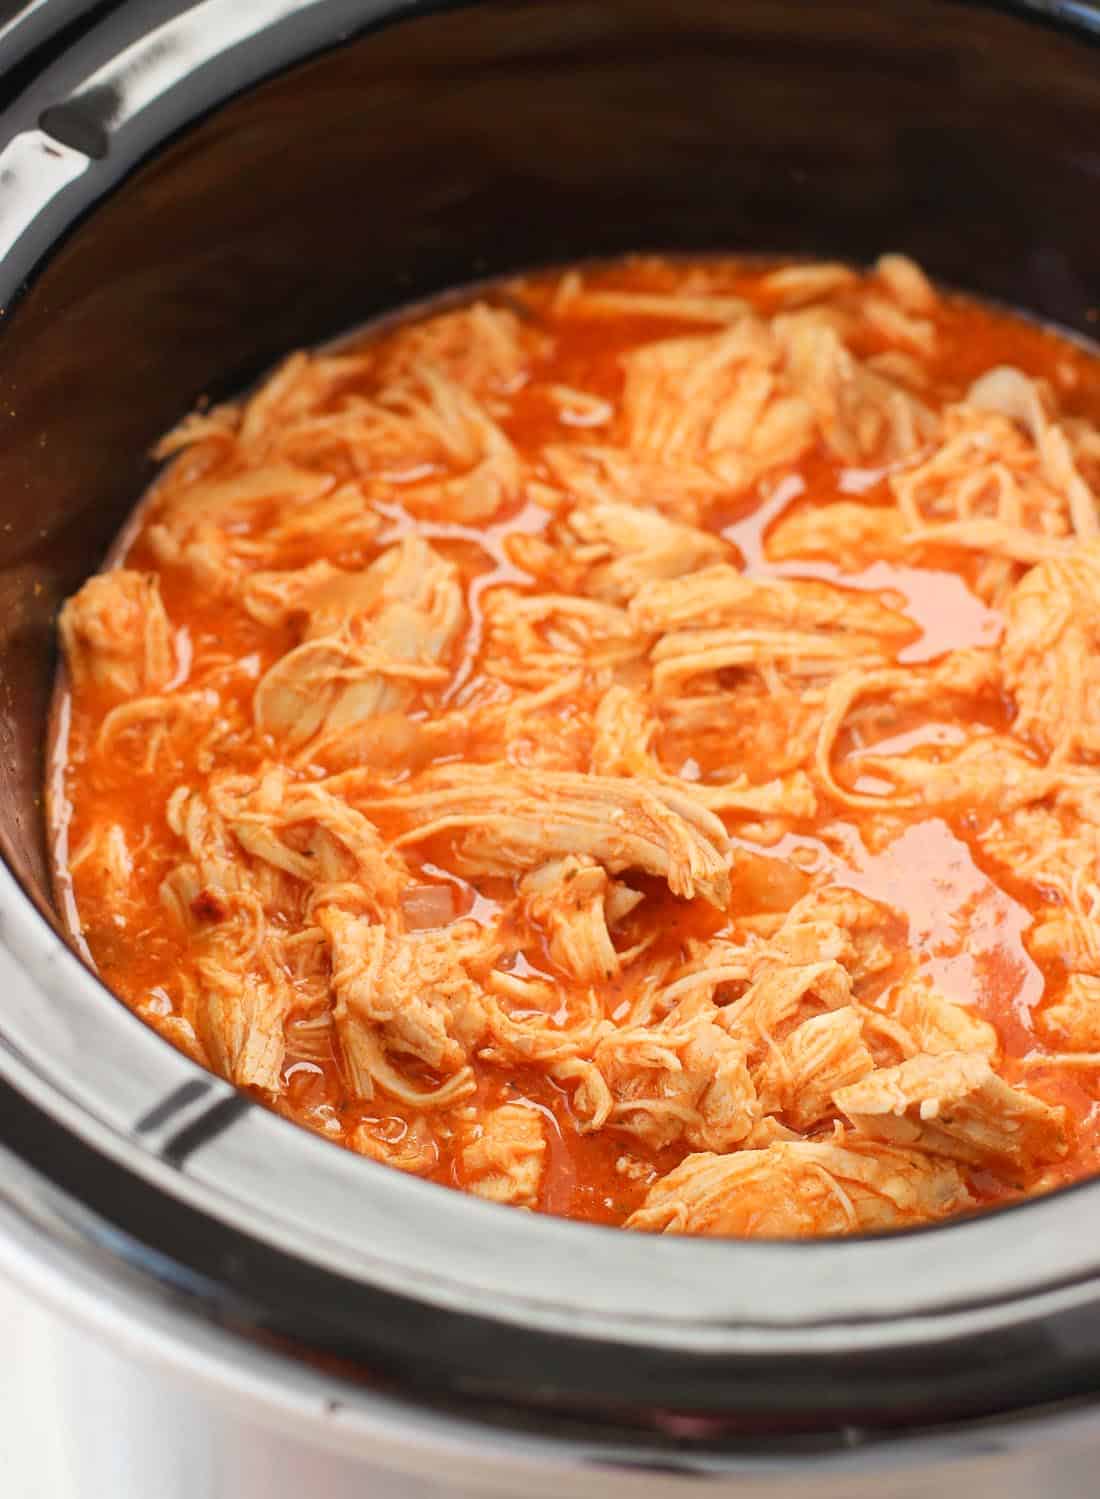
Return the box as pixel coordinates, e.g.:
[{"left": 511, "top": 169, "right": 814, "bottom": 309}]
[{"left": 3, "top": 1, "right": 1100, "bottom": 1493}]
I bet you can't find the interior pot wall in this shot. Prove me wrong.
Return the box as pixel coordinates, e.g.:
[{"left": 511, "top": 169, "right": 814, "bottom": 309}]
[{"left": 0, "top": 0, "right": 1098, "bottom": 917}]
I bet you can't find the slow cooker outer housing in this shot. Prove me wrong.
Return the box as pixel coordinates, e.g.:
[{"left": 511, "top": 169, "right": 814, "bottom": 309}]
[{"left": 2, "top": 0, "right": 1100, "bottom": 1446}]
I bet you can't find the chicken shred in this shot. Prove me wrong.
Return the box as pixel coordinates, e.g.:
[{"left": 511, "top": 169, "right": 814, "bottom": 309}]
[
  {"left": 627, "top": 1136, "right": 973, "bottom": 1236},
  {"left": 60, "top": 571, "right": 177, "bottom": 700},
  {"left": 834, "top": 1052, "right": 1069, "bottom": 1168},
  {"left": 374, "top": 763, "right": 733, "bottom": 908},
  {"left": 253, "top": 535, "right": 464, "bottom": 750},
  {"left": 319, "top": 906, "right": 493, "bottom": 1095},
  {"left": 519, "top": 856, "right": 641, "bottom": 983},
  {"left": 460, "top": 1104, "right": 547, "bottom": 1208},
  {"left": 1002, "top": 545, "right": 1100, "bottom": 763}
]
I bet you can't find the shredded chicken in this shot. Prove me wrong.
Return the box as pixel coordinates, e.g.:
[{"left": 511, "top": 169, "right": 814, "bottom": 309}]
[
  {"left": 630, "top": 564, "right": 912, "bottom": 642},
  {"left": 592, "top": 683, "right": 817, "bottom": 818},
  {"left": 766, "top": 502, "right": 912, "bottom": 567},
  {"left": 481, "top": 590, "right": 644, "bottom": 689},
  {"left": 353, "top": 1116, "right": 440, "bottom": 1177},
  {"left": 196, "top": 962, "right": 292, "bottom": 1092},
  {"left": 754, "top": 1007, "right": 875, "bottom": 1130},
  {"left": 56, "top": 254, "right": 1100, "bottom": 1238}
]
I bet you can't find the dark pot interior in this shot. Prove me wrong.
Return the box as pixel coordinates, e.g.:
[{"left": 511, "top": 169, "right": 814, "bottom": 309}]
[
  {"left": 4, "top": 0, "right": 1100, "bottom": 914},
  {"left": 3, "top": 0, "right": 1100, "bottom": 1439}
]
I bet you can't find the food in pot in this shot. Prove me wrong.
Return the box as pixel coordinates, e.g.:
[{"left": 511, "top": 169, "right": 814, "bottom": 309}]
[{"left": 51, "top": 255, "right": 1100, "bottom": 1236}]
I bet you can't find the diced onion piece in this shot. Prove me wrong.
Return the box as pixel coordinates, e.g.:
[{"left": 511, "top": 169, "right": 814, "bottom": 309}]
[{"left": 400, "top": 883, "right": 458, "bottom": 930}]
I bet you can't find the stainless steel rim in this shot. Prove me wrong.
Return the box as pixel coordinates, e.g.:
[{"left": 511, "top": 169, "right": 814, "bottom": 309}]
[{"left": 5, "top": 1127, "right": 1100, "bottom": 1484}]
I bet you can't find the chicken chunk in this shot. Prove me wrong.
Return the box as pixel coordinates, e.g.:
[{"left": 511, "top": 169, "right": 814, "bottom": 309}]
[
  {"left": 1001, "top": 546, "right": 1100, "bottom": 763},
  {"left": 1037, "top": 975, "right": 1100, "bottom": 1051},
  {"left": 766, "top": 502, "right": 911, "bottom": 567},
  {"left": 875, "top": 253, "right": 938, "bottom": 314},
  {"left": 146, "top": 463, "right": 334, "bottom": 588},
  {"left": 210, "top": 767, "right": 408, "bottom": 916},
  {"left": 253, "top": 536, "right": 464, "bottom": 749},
  {"left": 965, "top": 364, "right": 1048, "bottom": 435},
  {"left": 135, "top": 999, "right": 208, "bottom": 1070},
  {"left": 618, "top": 308, "right": 932, "bottom": 484},
  {"left": 590, "top": 683, "right": 666, "bottom": 780},
  {"left": 389, "top": 363, "right": 522, "bottom": 523},
  {"left": 162, "top": 781, "right": 301, "bottom": 927},
  {"left": 319, "top": 906, "right": 493, "bottom": 1105},
  {"left": 760, "top": 262, "right": 859, "bottom": 308},
  {"left": 460, "top": 1103, "right": 546, "bottom": 1208},
  {"left": 567, "top": 995, "right": 758, "bottom": 1152},
  {"left": 889, "top": 393, "right": 1094, "bottom": 598},
  {"left": 541, "top": 442, "right": 729, "bottom": 525},
  {"left": 557, "top": 284, "right": 750, "bottom": 324},
  {"left": 657, "top": 681, "right": 822, "bottom": 780},
  {"left": 834, "top": 1051, "right": 1069, "bottom": 1168},
  {"left": 234, "top": 356, "right": 520, "bottom": 522},
  {"left": 352, "top": 1116, "right": 439, "bottom": 1177},
  {"left": 879, "top": 976, "right": 998, "bottom": 1060},
  {"left": 561, "top": 500, "right": 726, "bottom": 603},
  {"left": 779, "top": 888, "right": 898, "bottom": 986},
  {"left": 244, "top": 558, "right": 385, "bottom": 635},
  {"left": 965, "top": 366, "right": 1098, "bottom": 542},
  {"left": 591, "top": 683, "right": 817, "bottom": 819},
  {"left": 1029, "top": 910, "right": 1100, "bottom": 976},
  {"left": 519, "top": 856, "right": 642, "bottom": 983},
  {"left": 773, "top": 312, "right": 937, "bottom": 464},
  {"left": 378, "top": 764, "right": 732, "bottom": 908},
  {"left": 626, "top": 1136, "right": 972, "bottom": 1236},
  {"left": 851, "top": 736, "right": 1054, "bottom": 813},
  {"left": 238, "top": 482, "right": 380, "bottom": 559},
  {"left": 187, "top": 905, "right": 335, "bottom": 1096},
  {"left": 67, "top": 823, "right": 136, "bottom": 914},
  {"left": 59, "top": 570, "right": 177, "bottom": 700},
  {"left": 377, "top": 301, "right": 534, "bottom": 394},
  {"left": 978, "top": 803, "right": 1100, "bottom": 926},
  {"left": 481, "top": 591, "right": 644, "bottom": 689},
  {"left": 754, "top": 1006, "right": 875, "bottom": 1130},
  {"left": 651, "top": 625, "right": 885, "bottom": 695},
  {"left": 194, "top": 948, "right": 293, "bottom": 1093},
  {"left": 719, "top": 959, "right": 854, "bottom": 1055},
  {"left": 629, "top": 563, "right": 913, "bottom": 644},
  {"left": 636, "top": 564, "right": 910, "bottom": 696},
  {"left": 619, "top": 317, "right": 815, "bottom": 485}
]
